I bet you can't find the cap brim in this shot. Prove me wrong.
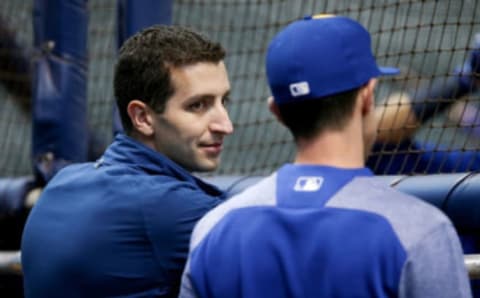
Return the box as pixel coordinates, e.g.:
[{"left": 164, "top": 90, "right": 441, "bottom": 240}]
[{"left": 379, "top": 66, "right": 400, "bottom": 76}]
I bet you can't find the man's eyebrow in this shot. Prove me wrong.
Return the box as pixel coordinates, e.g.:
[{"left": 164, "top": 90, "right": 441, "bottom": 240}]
[
  {"left": 185, "top": 94, "right": 215, "bottom": 102},
  {"left": 185, "top": 90, "right": 231, "bottom": 102}
]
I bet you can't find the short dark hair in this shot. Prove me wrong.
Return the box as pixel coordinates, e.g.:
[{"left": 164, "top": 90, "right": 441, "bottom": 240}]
[
  {"left": 277, "top": 88, "right": 360, "bottom": 140},
  {"left": 114, "top": 25, "right": 226, "bottom": 134}
]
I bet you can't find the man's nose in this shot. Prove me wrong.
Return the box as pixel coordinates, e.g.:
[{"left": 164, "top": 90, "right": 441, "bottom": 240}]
[{"left": 209, "top": 105, "right": 234, "bottom": 135}]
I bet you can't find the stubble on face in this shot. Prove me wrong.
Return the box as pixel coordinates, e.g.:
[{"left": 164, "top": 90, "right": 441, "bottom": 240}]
[{"left": 151, "top": 62, "right": 233, "bottom": 172}]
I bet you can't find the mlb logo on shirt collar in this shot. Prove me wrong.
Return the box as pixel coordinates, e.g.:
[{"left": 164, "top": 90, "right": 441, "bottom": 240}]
[{"left": 294, "top": 176, "right": 324, "bottom": 192}]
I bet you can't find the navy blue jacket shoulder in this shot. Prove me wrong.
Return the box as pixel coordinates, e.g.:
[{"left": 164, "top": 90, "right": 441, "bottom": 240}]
[{"left": 21, "top": 134, "right": 225, "bottom": 298}]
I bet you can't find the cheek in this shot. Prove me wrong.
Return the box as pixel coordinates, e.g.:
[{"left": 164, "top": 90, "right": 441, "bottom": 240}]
[
  {"left": 157, "top": 109, "right": 212, "bottom": 144},
  {"left": 175, "top": 121, "right": 204, "bottom": 140},
  {"left": 179, "top": 115, "right": 212, "bottom": 136},
  {"left": 165, "top": 121, "right": 207, "bottom": 149}
]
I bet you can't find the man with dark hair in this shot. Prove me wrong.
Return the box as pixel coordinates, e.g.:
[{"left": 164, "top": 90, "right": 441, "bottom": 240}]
[
  {"left": 179, "top": 15, "right": 471, "bottom": 298},
  {"left": 21, "top": 25, "right": 233, "bottom": 298}
]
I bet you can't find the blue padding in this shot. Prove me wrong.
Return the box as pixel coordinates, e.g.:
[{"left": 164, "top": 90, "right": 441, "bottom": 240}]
[
  {"left": 117, "top": 0, "right": 173, "bottom": 46},
  {"left": 0, "top": 177, "right": 35, "bottom": 217},
  {"left": 32, "top": 52, "right": 87, "bottom": 182},
  {"left": 206, "top": 173, "right": 480, "bottom": 232},
  {"left": 32, "top": 0, "right": 88, "bottom": 183},
  {"left": 368, "top": 140, "right": 480, "bottom": 174},
  {"left": 33, "top": 0, "right": 87, "bottom": 61},
  {"left": 447, "top": 174, "right": 480, "bottom": 232},
  {"left": 393, "top": 173, "right": 470, "bottom": 210}
]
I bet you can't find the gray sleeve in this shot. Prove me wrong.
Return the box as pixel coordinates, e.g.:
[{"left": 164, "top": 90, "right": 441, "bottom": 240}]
[
  {"left": 398, "top": 222, "right": 472, "bottom": 298},
  {"left": 178, "top": 260, "right": 198, "bottom": 298}
]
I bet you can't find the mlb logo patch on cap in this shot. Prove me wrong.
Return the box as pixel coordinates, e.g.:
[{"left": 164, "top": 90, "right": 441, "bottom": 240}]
[{"left": 289, "top": 81, "right": 310, "bottom": 97}]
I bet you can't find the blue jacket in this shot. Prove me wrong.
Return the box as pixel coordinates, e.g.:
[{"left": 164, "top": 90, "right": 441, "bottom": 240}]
[{"left": 21, "top": 134, "right": 225, "bottom": 298}]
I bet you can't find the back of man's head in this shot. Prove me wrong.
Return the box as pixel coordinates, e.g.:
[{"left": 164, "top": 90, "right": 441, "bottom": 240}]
[
  {"left": 114, "top": 25, "right": 226, "bottom": 134},
  {"left": 265, "top": 15, "right": 398, "bottom": 139}
]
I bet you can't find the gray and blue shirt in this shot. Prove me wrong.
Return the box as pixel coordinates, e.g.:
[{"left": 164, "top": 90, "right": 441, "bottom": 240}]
[{"left": 180, "top": 164, "right": 471, "bottom": 298}]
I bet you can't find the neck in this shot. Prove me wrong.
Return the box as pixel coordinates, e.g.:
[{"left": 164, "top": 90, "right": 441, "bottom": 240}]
[
  {"left": 127, "top": 131, "right": 156, "bottom": 151},
  {"left": 294, "top": 120, "right": 366, "bottom": 168}
]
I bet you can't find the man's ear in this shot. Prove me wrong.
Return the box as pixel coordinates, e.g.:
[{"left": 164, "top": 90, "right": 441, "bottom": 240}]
[
  {"left": 268, "top": 96, "right": 284, "bottom": 124},
  {"left": 360, "top": 79, "right": 377, "bottom": 115},
  {"left": 127, "top": 100, "right": 154, "bottom": 136}
]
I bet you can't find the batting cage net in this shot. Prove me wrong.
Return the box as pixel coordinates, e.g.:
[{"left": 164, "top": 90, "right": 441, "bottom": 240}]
[{"left": 0, "top": 0, "right": 480, "bottom": 178}]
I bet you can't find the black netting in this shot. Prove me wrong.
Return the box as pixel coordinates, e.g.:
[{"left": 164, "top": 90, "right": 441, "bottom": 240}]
[{"left": 0, "top": 0, "right": 479, "bottom": 177}]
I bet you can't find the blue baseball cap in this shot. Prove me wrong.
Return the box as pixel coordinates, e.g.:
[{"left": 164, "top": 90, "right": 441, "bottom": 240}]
[{"left": 266, "top": 15, "right": 399, "bottom": 104}]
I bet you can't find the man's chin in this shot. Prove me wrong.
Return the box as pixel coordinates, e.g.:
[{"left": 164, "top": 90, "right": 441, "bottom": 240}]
[{"left": 188, "top": 159, "right": 220, "bottom": 173}]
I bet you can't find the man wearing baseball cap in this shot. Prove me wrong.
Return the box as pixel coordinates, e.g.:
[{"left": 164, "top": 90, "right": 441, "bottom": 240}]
[{"left": 179, "top": 15, "right": 471, "bottom": 298}]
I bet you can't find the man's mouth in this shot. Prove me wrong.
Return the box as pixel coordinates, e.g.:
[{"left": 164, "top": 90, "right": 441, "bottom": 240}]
[{"left": 200, "top": 143, "right": 223, "bottom": 155}]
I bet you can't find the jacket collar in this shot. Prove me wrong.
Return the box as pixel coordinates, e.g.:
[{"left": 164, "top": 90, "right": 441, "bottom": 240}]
[{"left": 100, "top": 134, "right": 225, "bottom": 197}]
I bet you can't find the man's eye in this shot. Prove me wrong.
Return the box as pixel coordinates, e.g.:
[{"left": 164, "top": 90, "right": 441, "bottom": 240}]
[
  {"left": 222, "top": 96, "right": 230, "bottom": 106},
  {"left": 188, "top": 101, "right": 206, "bottom": 111}
]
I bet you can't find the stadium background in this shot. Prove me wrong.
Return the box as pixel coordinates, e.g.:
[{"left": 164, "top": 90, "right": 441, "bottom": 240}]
[
  {"left": 0, "top": 1, "right": 480, "bottom": 297},
  {"left": 0, "top": 0, "right": 479, "bottom": 179}
]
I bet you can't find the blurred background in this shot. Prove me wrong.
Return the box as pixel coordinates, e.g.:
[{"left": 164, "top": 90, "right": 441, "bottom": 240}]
[{"left": 0, "top": 0, "right": 479, "bottom": 178}]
